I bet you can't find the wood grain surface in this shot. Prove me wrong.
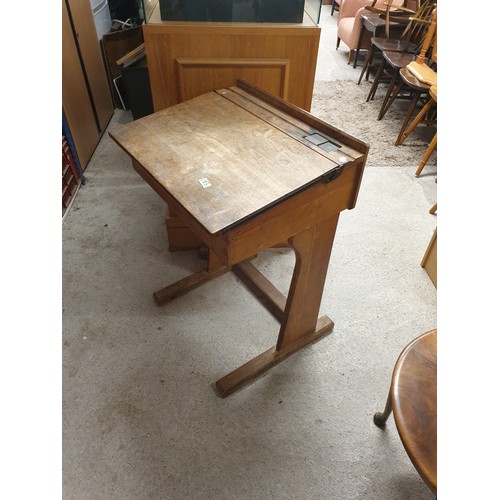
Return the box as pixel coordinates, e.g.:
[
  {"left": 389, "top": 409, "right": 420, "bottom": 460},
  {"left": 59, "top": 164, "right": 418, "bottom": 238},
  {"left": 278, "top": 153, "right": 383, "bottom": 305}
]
[
  {"left": 110, "top": 85, "right": 364, "bottom": 236},
  {"left": 62, "top": 0, "right": 100, "bottom": 168},
  {"left": 393, "top": 329, "right": 437, "bottom": 494},
  {"left": 142, "top": 21, "right": 320, "bottom": 111},
  {"left": 66, "top": 0, "right": 114, "bottom": 132}
]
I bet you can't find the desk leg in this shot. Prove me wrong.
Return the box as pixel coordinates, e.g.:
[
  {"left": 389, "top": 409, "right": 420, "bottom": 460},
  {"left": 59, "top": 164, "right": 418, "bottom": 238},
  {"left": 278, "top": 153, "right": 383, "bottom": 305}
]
[
  {"left": 216, "top": 214, "right": 339, "bottom": 397},
  {"left": 277, "top": 214, "right": 339, "bottom": 349}
]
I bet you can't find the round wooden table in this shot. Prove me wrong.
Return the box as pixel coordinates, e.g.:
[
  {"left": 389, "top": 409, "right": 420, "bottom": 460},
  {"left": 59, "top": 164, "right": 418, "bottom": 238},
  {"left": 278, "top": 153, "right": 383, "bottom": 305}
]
[{"left": 374, "top": 329, "right": 437, "bottom": 495}]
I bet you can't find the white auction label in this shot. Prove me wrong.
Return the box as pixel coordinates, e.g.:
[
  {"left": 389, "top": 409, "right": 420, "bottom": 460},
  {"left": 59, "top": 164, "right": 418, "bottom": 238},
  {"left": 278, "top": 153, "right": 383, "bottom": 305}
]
[{"left": 199, "top": 178, "right": 211, "bottom": 188}]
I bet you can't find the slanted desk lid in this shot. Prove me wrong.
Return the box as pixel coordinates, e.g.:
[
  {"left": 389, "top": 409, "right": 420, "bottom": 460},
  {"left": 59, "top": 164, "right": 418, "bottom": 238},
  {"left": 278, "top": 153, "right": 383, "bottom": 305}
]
[{"left": 110, "top": 88, "right": 361, "bottom": 235}]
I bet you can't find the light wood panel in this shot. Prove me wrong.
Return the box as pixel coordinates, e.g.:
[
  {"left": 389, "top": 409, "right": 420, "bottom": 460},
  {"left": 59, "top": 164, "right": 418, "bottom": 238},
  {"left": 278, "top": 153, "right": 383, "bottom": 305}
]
[
  {"left": 62, "top": 0, "right": 100, "bottom": 168},
  {"left": 143, "top": 22, "right": 321, "bottom": 111},
  {"left": 176, "top": 58, "right": 290, "bottom": 103},
  {"left": 66, "top": 0, "right": 114, "bottom": 132},
  {"left": 421, "top": 227, "right": 437, "bottom": 288}
]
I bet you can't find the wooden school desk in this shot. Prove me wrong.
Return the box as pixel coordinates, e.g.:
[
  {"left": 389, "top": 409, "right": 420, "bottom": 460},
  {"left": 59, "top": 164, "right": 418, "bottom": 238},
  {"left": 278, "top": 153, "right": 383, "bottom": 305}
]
[{"left": 109, "top": 81, "right": 369, "bottom": 397}]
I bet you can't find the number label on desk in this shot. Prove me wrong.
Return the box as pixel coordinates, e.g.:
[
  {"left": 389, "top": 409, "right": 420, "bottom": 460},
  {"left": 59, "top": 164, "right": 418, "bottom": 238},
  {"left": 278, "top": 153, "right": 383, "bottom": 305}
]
[{"left": 199, "top": 177, "right": 212, "bottom": 188}]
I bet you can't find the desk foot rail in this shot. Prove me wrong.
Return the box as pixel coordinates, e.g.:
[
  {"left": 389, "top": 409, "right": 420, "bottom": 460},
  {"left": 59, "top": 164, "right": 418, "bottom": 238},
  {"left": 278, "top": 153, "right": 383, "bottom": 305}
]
[
  {"left": 232, "top": 260, "right": 286, "bottom": 323},
  {"left": 215, "top": 315, "right": 334, "bottom": 398},
  {"left": 153, "top": 265, "right": 230, "bottom": 305}
]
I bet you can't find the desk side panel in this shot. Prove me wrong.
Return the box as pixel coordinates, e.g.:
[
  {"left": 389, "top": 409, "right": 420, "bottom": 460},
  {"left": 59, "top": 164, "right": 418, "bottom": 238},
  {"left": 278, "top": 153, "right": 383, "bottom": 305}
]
[{"left": 224, "top": 162, "right": 364, "bottom": 265}]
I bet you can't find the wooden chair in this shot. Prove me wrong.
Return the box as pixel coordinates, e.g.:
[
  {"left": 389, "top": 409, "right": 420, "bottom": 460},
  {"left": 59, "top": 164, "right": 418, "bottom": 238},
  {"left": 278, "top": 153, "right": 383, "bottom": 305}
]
[
  {"left": 366, "top": 49, "right": 416, "bottom": 106},
  {"left": 391, "top": 68, "right": 435, "bottom": 145},
  {"left": 374, "top": 328, "right": 437, "bottom": 496},
  {"left": 406, "top": 7, "right": 437, "bottom": 85},
  {"left": 336, "top": 0, "right": 403, "bottom": 64},
  {"left": 417, "top": 131, "right": 437, "bottom": 176},
  {"left": 393, "top": 9, "right": 436, "bottom": 145},
  {"left": 331, "top": 0, "right": 342, "bottom": 15},
  {"left": 399, "top": 84, "right": 437, "bottom": 175},
  {"left": 365, "top": 0, "right": 420, "bottom": 36},
  {"left": 357, "top": 0, "right": 433, "bottom": 86},
  {"left": 398, "top": 84, "right": 436, "bottom": 144},
  {"left": 375, "top": 8, "right": 435, "bottom": 144}
]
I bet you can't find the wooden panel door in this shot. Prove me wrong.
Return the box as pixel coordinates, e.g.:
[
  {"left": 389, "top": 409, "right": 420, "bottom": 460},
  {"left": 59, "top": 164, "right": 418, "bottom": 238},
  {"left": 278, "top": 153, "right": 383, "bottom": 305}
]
[
  {"left": 66, "top": 0, "right": 114, "bottom": 132},
  {"left": 143, "top": 23, "right": 320, "bottom": 111},
  {"left": 62, "top": 0, "right": 100, "bottom": 168},
  {"left": 175, "top": 58, "right": 290, "bottom": 103}
]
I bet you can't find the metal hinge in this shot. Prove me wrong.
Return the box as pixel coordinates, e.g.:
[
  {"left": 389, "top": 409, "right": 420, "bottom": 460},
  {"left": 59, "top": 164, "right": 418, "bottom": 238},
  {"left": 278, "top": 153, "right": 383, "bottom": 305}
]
[{"left": 321, "top": 157, "right": 348, "bottom": 183}]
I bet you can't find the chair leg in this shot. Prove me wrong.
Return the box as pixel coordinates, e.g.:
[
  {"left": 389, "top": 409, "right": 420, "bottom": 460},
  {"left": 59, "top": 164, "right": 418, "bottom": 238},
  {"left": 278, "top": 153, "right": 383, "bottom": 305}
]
[
  {"left": 366, "top": 49, "right": 382, "bottom": 81},
  {"left": 395, "top": 91, "right": 422, "bottom": 146},
  {"left": 336, "top": 37, "right": 341, "bottom": 50},
  {"left": 397, "top": 97, "right": 436, "bottom": 146},
  {"left": 348, "top": 49, "right": 354, "bottom": 64},
  {"left": 378, "top": 75, "right": 402, "bottom": 120},
  {"left": 374, "top": 390, "right": 393, "bottom": 427},
  {"left": 366, "top": 58, "right": 387, "bottom": 102},
  {"left": 415, "top": 133, "right": 437, "bottom": 177},
  {"left": 429, "top": 202, "right": 437, "bottom": 214},
  {"left": 358, "top": 45, "right": 374, "bottom": 85}
]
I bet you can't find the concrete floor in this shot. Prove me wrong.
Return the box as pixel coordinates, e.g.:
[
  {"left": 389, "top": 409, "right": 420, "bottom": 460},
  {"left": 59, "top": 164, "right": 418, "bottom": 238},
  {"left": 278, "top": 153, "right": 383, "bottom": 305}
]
[{"left": 62, "top": 6, "right": 437, "bottom": 499}]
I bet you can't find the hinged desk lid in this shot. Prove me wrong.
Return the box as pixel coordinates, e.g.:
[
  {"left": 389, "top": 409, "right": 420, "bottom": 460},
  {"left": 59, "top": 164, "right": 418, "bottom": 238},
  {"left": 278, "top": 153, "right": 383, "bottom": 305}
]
[{"left": 110, "top": 86, "right": 364, "bottom": 235}]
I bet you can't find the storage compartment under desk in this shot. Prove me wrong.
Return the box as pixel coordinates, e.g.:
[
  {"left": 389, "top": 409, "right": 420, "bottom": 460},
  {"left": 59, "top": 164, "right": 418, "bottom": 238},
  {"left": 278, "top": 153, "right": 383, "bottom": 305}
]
[{"left": 165, "top": 204, "right": 204, "bottom": 251}]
